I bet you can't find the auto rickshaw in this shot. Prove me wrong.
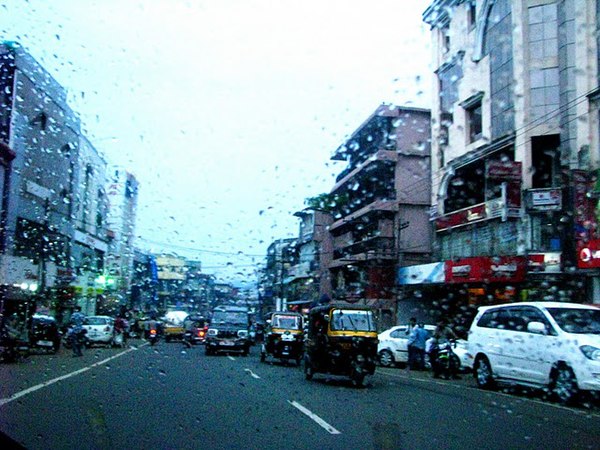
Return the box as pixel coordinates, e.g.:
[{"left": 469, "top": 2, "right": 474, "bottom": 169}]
[
  {"left": 304, "top": 304, "right": 378, "bottom": 387},
  {"left": 260, "top": 311, "right": 304, "bottom": 365}
]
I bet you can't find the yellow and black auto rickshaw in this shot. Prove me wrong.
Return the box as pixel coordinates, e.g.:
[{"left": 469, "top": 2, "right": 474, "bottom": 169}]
[
  {"left": 304, "top": 303, "right": 378, "bottom": 387},
  {"left": 260, "top": 311, "right": 304, "bottom": 365}
]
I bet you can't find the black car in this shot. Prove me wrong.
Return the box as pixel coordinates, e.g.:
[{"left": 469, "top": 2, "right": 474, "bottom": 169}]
[{"left": 29, "top": 315, "right": 61, "bottom": 353}]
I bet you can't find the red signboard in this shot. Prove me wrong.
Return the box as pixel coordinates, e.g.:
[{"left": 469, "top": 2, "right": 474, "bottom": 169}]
[
  {"left": 435, "top": 203, "right": 487, "bottom": 231},
  {"left": 445, "top": 256, "right": 527, "bottom": 283}
]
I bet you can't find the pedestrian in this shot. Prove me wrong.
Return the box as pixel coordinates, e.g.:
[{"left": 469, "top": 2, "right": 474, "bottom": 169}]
[
  {"left": 406, "top": 317, "right": 417, "bottom": 369},
  {"left": 411, "top": 322, "right": 428, "bottom": 370}
]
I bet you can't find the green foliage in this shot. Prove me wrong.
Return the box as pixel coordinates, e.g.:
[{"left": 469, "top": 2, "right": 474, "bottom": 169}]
[{"left": 304, "top": 192, "right": 350, "bottom": 212}]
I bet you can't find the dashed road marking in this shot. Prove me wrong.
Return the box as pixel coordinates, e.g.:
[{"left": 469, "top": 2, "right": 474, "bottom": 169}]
[
  {"left": 244, "top": 368, "right": 261, "bottom": 379},
  {"left": 228, "top": 356, "right": 236, "bottom": 361},
  {"left": 288, "top": 400, "right": 341, "bottom": 435}
]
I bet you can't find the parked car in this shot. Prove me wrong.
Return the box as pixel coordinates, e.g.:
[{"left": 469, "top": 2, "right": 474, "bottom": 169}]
[
  {"left": 377, "top": 324, "right": 473, "bottom": 371},
  {"left": 82, "top": 316, "right": 116, "bottom": 346},
  {"left": 29, "top": 314, "right": 61, "bottom": 353},
  {"left": 469, "top": 302, "right": 600, "bottom": 404}
]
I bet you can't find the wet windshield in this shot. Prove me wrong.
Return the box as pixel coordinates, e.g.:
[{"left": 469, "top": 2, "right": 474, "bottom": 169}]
[
  {"left": 330, "top": 309, "right": 376, "bottom": 332},
  {"left": 2, "top": 1, "right": 600, "bottom": 448},
  {"left": 546, "top": 308, "right": 600, "bottom": 334},
  {"left": 271, "top": 315, "right": 301, "bottom": 329},
  {"left": 211, "top": 311, "right": 248, "bottom": 326}
]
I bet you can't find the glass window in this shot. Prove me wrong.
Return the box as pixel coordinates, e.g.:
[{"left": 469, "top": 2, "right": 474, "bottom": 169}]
[
  {"left": 330, "top": 309, "right": 376, "bottom": 332},
  {"left": 466, "top": 101, "right": 482, "bottom": 142}
]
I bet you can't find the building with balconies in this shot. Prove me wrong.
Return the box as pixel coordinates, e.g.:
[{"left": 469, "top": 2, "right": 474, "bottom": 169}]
[
  {"left": 419, "top": 0, "right": 599, "bottom": 314},
  {"left": 284, "top": 208, "right": 333, "bottom": 312},
  {"left": 327, "top": 104, "right": 431, "bottom": 326}
]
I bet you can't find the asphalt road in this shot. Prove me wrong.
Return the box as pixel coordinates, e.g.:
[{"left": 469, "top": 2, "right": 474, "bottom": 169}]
[{"left": 1, "top": 341, "right": 599, "bottom": 450}]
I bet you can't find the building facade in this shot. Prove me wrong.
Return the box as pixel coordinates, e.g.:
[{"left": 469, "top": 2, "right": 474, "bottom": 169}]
[
  {"left": 0, "top": 42, "right": 81, "bottom": 322},
  {"left": 105, "top": 166, "right": 139, "bottom": 303},
  {"left": 416, "top": 0, "right": 599, "bottom": 326},
  {"left": 285, "top": 208, "right": 333, "bottom": 312},
  {"left": 326, "top": 104, "right": 432, "bottom": 329}
]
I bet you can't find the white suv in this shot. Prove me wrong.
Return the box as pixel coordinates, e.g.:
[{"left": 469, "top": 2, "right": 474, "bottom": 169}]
[{"left": 469, "top": 302, "right": 600, "bottom": 403}]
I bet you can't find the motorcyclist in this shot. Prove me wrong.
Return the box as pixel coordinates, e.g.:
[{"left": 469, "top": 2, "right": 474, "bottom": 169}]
[
  {"left": 428, "top": 317, "right": 458, "bottom": 378},
  {"left": 68, "top": 307, "right": 86, "bottom": 357},
  {"left": 144, "top": 316, "right": 160, "bottom": 342},
  {"left": 114, "top": 316, "right": 127, "bottom": 346}
]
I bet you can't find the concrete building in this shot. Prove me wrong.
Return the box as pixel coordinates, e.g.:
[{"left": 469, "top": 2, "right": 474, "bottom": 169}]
[
  {"left": 0, "top": 42, "right": 81, "bottom": 322},
  {"left": 261, "top": 238, "right": 296, "bottom": 313},
  {"left": 285, "top": 208, "right": 333, "bottom": 312},
  {"left": 71, "top": 135, "right": 109, "bottom": 315},
  {"left": 416, "top": 0, "right": 599, "bottom": 327},
  {"left": 326, "top": 104, "right": 432, "bottom": 328},
  {"left": 105, "top": 166, "right": 138, "bottom": 303}
]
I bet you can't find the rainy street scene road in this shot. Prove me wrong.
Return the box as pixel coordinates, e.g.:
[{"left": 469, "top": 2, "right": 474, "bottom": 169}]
[
  {"left": 3, "top": 0, "right": 600, "bottom": 448},
  {"left": 1, "top": 341, "right": 599, "bottom": 450}
]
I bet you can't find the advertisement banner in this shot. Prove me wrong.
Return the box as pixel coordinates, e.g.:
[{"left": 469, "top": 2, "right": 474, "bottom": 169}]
[{"left": 445, "top": 256, "right": 526, "bottom": 283}]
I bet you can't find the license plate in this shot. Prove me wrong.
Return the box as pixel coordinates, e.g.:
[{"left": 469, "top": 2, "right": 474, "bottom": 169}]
[
  {"left": 221, "top": 340, "right": 234, "bottom": 346},
  {"left": 37, "top": 340, "right": 53, "bottom": 347}
]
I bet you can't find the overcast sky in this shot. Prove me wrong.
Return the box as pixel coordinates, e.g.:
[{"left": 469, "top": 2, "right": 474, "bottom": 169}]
[{"left": 3, "top": 0, "right": 432, "bottom": 286}]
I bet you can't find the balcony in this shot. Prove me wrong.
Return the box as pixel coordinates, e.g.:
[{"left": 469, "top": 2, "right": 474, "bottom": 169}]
[
  {"left": 332, "top": 150, "right": 397, "bottom": 192},
  {"left": 329, "top": 199, "right": 397, "bottom": 233},
  {"left": 330, "top": 236, "right": 396, "bottom": 268}
]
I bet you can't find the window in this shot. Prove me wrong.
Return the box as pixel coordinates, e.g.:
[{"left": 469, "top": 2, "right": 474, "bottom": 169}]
[
  {"left": 467, "top": 1, "right": 476, "bottom": 30},
  {"left": 466, "top": 101, "right": 482, "bottom": 142},
  {"left": 441, "top": 24, "right": 450, "bottom": 53}
]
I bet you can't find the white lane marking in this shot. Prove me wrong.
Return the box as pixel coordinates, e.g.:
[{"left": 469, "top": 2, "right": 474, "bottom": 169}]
[
  {"left": 244, "top": 368, "right": 261, "bottom": 379},
  {"left": 0, "top": 346, "right": 139, "bottom": 407},
  {"left": 288, "top": 400, "right": 341, "bottom": 435},
  {"left": 228, "top": 356, "right": 236, "bottom": 361}
]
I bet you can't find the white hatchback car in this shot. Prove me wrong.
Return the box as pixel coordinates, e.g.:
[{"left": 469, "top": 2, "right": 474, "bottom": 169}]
[
  {"left": 469, "top": 302, "right": 600, "bottom": 403},
  {"left": 83, "top": 315, "right": 116, "bottom": 346},
  {"left": 377, "top": 324, "right": 473, "bottom": 371}
]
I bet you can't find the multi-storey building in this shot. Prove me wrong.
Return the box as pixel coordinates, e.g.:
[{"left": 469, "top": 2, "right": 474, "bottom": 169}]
[
  {"left": 418, "top": 0, "right": 599, "bottom": 319},
  {"left": 105, "top": 166, "right": 138, "bottom": 300},
  {"left": 327, "top": 104, "right": 432, "bottom": 328},
  {"left": 0, "top": 42, "right": 81, "bottom": 322},
  {"left": 285, "top": 208, "right": 333, "bottom": 312},
  {"left": 261, "top": 238, "right": 296, "bottom": 314},
  {"left": 71, "top": 135, "right": 109, "bottom": 315}
]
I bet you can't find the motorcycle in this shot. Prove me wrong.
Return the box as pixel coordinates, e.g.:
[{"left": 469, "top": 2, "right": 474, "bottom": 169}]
[
  {"left": 65, "top": 326, "right": 88, "bottom": 356},
  {"left": 430, "top": 339, "right": 461, "bottom": 379}
]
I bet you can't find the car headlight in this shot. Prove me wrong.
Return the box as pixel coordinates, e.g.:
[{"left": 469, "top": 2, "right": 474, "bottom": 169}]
[
  {"left": 237, "top": 330, "right": 248, "bottom": 338},
  {"left": 207, "top": 329, "right": 218, "bottom": 336},
  {"left": 580, "top": 345, "right": 600, "bottom": 361}
]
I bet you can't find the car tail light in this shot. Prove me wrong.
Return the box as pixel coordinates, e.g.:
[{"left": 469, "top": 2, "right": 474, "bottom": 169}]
[
  {"left": 150, "top": 329, "right": 157, "bottom": 336},
  {"left": 198, "top": 330, "right": 205, "bottom": 337}
]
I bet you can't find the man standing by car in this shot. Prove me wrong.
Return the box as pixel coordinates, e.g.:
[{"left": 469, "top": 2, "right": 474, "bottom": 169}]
[
  {"left": 406, "top": 317, "right": 417, "bottom": 369},
  {"left": 408, "top": 322, "right": 428, "bottom": 370}
]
